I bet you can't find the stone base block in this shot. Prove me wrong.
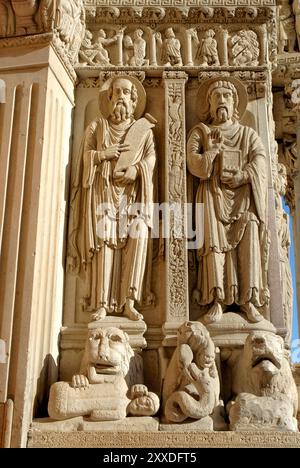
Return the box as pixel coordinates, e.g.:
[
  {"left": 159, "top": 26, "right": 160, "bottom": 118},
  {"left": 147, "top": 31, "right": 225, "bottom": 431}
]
[
  {"left": 204, "top": 312, "right": 276, "bottom": 347},
  {"left": 31, "top": 416, "right": 159, "bottom": 433},
  {"left": 28, "top": 430, "right": 300, "bottom": 448},
  {"left": 160, "top": 416, "right": 213, "bottom": 431}
]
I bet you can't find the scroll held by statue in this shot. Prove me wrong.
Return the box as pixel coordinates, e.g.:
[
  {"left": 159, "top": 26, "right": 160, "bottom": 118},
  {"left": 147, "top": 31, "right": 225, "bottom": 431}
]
[{"left": 113, "top": 113, "right": 157, "bottom": 177}]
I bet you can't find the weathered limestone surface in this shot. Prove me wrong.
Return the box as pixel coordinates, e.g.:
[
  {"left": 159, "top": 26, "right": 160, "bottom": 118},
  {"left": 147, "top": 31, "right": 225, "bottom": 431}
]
[
  {"left": 1, "top": 0, "right": 300, "bottom": 448},
  {"left": 28, "top": 429, "right": 300, "bottom": 448}
]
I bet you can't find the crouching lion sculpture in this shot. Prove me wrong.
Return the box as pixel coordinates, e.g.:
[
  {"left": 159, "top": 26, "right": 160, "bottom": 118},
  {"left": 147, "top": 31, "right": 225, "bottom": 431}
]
[
  {"left": 228, "top": 331, "right": 298, "bottom": 431},
  {"left": 48, "top": 327, "right": 159, "bottom": 421}
]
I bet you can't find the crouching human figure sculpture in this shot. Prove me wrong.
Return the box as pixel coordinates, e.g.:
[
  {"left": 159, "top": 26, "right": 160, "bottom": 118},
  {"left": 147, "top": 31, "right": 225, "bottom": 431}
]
[
  {"left": 48, "top": 327, "right": 159, "bottom": 421},
  {"left": 228, "top": 331, "right": 298, "bottom": 431},
  {"left": 162, "top": 321, "right": 220, "bottom": 423}
]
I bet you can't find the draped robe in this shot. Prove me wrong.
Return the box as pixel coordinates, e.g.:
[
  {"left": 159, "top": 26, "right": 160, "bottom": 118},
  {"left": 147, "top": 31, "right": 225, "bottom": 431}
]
[
  {"left": 68, "top": 116, "right": 156, "bottom": 313},
  {"left": 187, "top": 122, "right": 270, "bottom": 309}
]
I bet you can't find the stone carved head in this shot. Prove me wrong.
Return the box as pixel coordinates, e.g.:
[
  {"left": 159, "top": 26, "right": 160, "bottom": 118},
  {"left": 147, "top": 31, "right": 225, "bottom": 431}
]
[
  {"left": 177, "top": 321, "right": 217, "bottom": 377},
  {"left": 98, "top": 75, "right": 146, "bottom": 120},
  {"left": 244, "top": 331, "right": 284, "bottom": 376},
  {"left": 197, "top": 76, "right": 248, "bottom": 123},
  {"left": 81, "top": 327, "right": 134, "bottom": 377},
  {"left": 107, "top": 77, "right": 138, "bottom": 123},
  {"left": 207, "top": 80, "right": 239, "bottom": 123}
]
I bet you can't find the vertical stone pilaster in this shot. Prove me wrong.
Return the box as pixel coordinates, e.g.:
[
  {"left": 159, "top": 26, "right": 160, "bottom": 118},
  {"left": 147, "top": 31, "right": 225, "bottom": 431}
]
[
  {"left": 162, "top": 71, "right": 189, "bottom": 346},
  {"left": 294, "top": 109, "right": 300, "bottom": 338}
]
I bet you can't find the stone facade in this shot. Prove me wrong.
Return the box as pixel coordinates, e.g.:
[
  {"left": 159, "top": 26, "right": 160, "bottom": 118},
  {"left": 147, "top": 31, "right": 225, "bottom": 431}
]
[{"left": 0, "top": 0, "right": 300, "bottom": 448}]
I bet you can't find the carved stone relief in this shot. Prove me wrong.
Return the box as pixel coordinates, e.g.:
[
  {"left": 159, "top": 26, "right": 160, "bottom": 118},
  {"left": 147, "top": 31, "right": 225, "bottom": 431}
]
[
  {"left": 227, "top": 331, "right": 298, "bottom": 430},
  {"left": 187, "top": 76, "right": 270, "bottom": 325},
  {"left": 5, "top": 0, "right": 294, "bottom": 439},
  {"left": 162, "top": 321, "right": 221, "bottom": 425},
  {"left": 48, "top": 327, "right": 160, "bottom": 420},
  {"left": 229, "top": 30, "right": 259, "bottom": 66},
  {"left": 67, "top": 75, "right": 156, "bottom": 323}
]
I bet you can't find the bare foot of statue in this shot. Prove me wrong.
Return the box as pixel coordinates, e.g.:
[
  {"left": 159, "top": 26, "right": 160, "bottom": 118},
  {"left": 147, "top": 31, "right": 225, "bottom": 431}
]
[
  {"left": 241, "top": 303, "right": 263, "bottom": 323},
  {"left": 91, "top": 307, "right": 106, "bottom": 321},
  {"left": 124, "top": 299, "right": 143, "bottom": 321},
  {"left": 203, "top": 302, "right": 223, "bottom": 324}
]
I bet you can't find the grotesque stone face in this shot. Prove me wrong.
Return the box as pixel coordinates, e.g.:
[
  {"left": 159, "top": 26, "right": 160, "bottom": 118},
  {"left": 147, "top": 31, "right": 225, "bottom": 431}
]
[{"left": 87, "top": 327, "right": 133, "bottom": 376}]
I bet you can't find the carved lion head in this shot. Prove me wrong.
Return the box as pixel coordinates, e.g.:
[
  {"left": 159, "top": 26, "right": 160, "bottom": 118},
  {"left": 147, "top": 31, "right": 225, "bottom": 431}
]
[
  {"left": 244, "top": 331, "right": 284, "bottom": 377},
  {"left": 83, "top": 327, "right": 134, "bottom": 377}
]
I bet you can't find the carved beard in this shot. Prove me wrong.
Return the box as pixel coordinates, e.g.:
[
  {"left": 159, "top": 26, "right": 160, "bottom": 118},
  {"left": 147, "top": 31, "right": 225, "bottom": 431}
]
[
  {"left": 216, "top": 107, "right": 229, "bottom": 123},
  {"left": 110, "top": 100, "right": 134, "bottom": 123}
]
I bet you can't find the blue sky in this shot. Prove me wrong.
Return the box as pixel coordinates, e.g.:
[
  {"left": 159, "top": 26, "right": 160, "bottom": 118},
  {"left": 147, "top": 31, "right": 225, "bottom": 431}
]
[{"left": 284, "top": 201, "right": 299, "bottom": 348}]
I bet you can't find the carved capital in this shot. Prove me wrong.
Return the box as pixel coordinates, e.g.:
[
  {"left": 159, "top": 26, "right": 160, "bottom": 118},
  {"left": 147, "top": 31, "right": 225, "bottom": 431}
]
[{"left": 162, "top": 71, "right": 188, "bottom": 82}]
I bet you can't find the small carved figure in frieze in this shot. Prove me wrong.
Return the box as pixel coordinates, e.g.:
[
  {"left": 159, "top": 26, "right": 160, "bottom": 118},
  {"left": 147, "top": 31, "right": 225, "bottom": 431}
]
[
  {"left": 123, "top": 34, "right": 135, "bottom": 65},
  {"left": 48, "top": 327, "right": 160, "bottom": 421},
  {"left": 93, "top": 29, "right": 119, "bottom": 65},
  {"left": 162, "top": 321, "right": 220, "bottom": 423},
  {"left": 227, "top": 331, "right": 298, "bottom": 430},
  {"left": 34, "top": 0, "right": 56, "bottom": 32},
  {"left": 196, "top": 29, "right": 220, "bottom": 67},
  {"left": 278, "top": 0, "right": 296, "bottom": 54},
  {"left": 0, "top": 0, "right": 15, "bottom": 36},
  {"left": 79, "top": 29, "right": 97, "bottom": 65},
  {"left": 132, "top": 29, "right": 148, "bottom": 66},
  {"left": 229, "top": 30, "right": 259, "bottom": 66},
  {"left": 56, "top": 0, "right": 86, "bottom": 63},
  {"left": 67, "top": 76, "right": 156, "bottom": 322},
  {"left": 156, "top": 28, "right": 183, "bottom": 66},
  {"left": 293, "top": 0, "right": 300, "bottom": 50},
  {"left": 187, "top": 77, "right": 269, "bottom": 324}
]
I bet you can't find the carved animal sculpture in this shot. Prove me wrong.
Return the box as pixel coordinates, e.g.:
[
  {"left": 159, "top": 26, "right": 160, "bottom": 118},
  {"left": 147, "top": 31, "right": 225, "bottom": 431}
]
[
  {"left": 48, "top": 327, "right": 159, "bottom": 421},
  {"left": 229, "top": 331, "right": 298, "bottom": 428},
  {"left": 162, "top": 321, "right": 220, "bottom": 423}
]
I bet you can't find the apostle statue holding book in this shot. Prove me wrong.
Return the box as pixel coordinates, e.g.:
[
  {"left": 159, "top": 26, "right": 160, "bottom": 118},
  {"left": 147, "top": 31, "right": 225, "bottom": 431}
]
[
  {"left": 67, "top": 75, "right": 156, "bottom": 322},
  {"left": 187, "top": 77, "right": 270, "bottom": 324}
]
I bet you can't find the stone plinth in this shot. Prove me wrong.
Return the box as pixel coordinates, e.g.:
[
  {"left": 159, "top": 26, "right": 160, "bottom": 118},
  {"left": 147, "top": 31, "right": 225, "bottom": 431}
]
[{"left": 28, "top": 429, "right": 300, "bottom": 448}]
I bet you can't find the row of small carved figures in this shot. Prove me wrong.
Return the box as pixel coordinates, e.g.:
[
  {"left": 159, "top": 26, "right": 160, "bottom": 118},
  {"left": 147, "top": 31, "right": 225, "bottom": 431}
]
[{"left": 78, "top": 27, "right": 261, "bottom": 68}]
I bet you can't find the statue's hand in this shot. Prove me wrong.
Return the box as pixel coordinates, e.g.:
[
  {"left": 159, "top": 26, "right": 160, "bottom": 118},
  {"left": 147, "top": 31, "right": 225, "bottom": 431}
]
[
  {"left": 114, "top": 166, "right": 138, "bottom": 184},
  {"left": 101, "top": 143, "right": 130, "bottom": 161},
  {"left": 221, "top": 170, "right": 248, "bottom": 188},
  {"left": 71, "top": 374, "right": 90, "bottom": 389},
  {"left": 207, "top": 128, "right": 224, "bottom": 154}
]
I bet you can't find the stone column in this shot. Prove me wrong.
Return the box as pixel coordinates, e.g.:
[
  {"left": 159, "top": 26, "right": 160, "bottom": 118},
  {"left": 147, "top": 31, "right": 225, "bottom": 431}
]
[
  {"left": 162, "top": 71, "right": 189, "bottom": 346},
  {"left": 185, "top": 29, "right": 194, "bottom": 66},
  {"left": 116, "top": 30, "right": 124, "bottom": 66},
  {"left": 258, "top": 24, "right": 268, "bottom": 65},
  {"left": 0, "top": 37, "right": 74, "bottom": 447},
  {"left": 147, "top": 28, "right": 158, "bottom": 67},
  {"left": 219, "top": 28, "right": 229, "bottom": 66}
]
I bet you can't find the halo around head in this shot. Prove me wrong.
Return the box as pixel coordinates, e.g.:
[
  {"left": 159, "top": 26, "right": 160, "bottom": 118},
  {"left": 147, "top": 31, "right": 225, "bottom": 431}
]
[
  {"left": 196, "top": 76, "right": 248, "bottom": 121},
  {"left": 98, "top": 75, "right": 146, "bottom": 119}
]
